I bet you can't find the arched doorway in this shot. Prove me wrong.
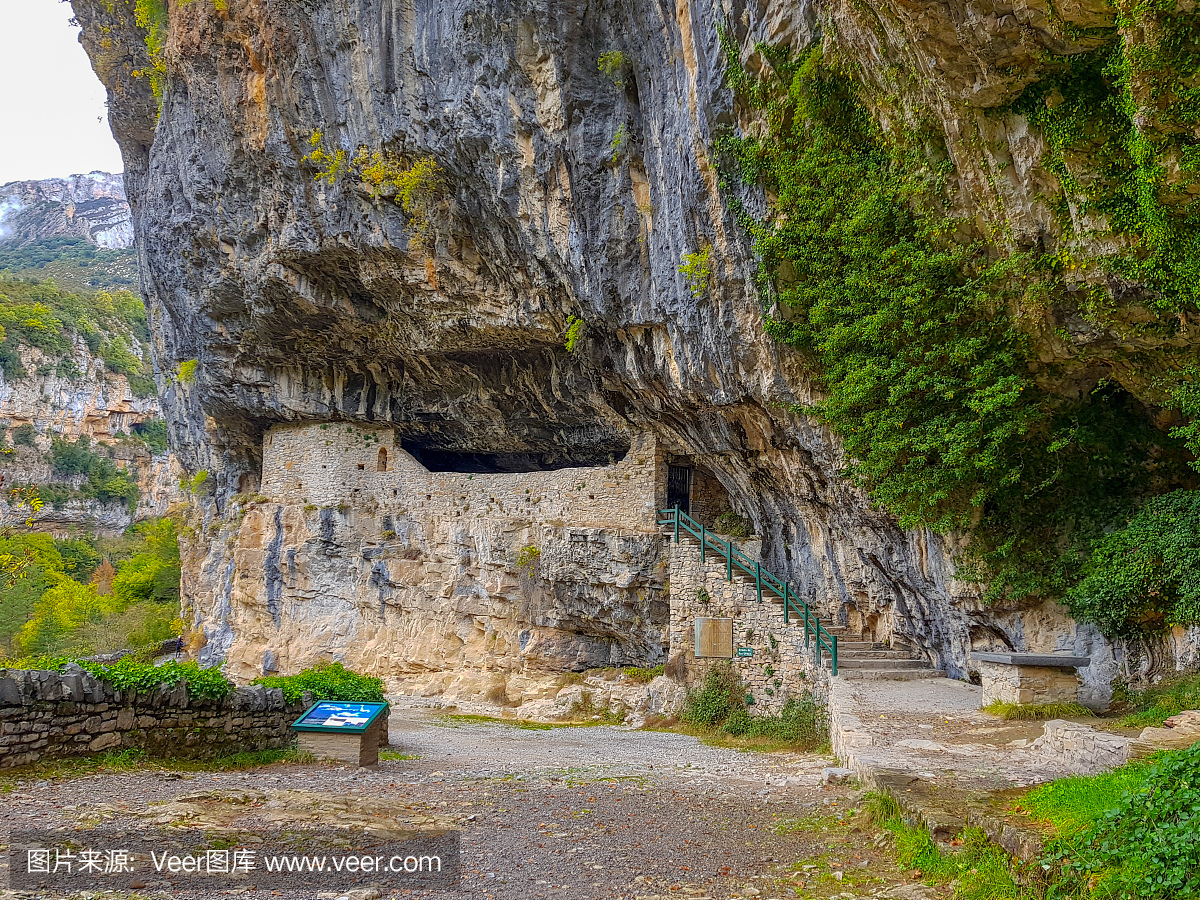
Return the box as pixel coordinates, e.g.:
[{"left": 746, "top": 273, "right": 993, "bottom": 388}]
[{"left": 377, "top": 447, "right": 388, "bottom": 472}]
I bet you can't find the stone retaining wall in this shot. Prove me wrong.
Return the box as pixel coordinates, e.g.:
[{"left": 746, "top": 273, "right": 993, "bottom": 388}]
[
  {"left": 1030, "top": 719, "right": 1134, "bottom": 775},
  {"left": 0, "top": 668, "right": 310, "bottom": 769},
  {"left": 667, "top": 539, "right": 831, "bottom": 714}
]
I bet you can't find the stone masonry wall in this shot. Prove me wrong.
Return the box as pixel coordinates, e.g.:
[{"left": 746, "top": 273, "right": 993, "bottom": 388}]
[
  {"left": 261, "top": 425, "right": 664, "bottom": 532},
  {"left": 667, "top": 539, "right": 830, "bottom": 715},
  {"left": 185, "top": 425, "right": 670, "bottom": 694},
  {"left": 0, "top": 668, "right": 308, "bottom": 769}
]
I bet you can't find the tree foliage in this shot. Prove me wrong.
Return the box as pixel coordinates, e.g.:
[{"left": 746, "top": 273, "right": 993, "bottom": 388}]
[{"left": 715, "top": 30, "right": 1199, "bottom": 629}]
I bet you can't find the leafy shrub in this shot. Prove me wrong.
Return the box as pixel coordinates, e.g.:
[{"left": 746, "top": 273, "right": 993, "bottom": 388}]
[
  {"left": 621, "top": 664, "right": 664, "bottom": 683},
  {"left": 11, "top": 424, "right": 36, "bottom": 447},
  {"left": 81, "top": 458, "right": 140, "bottom": 509},
  {"left": 50, "top": 434, "right": 97, "bottom": 475},
  {"left": 682, "top": 665, "right": 828, "bottom": 750},
  {"left": 515, "top": 545, "right": 540, "bottom": 575},
  {"left": 253, "top": 662, "right": 385, "bottom": 705},
  {"left": 175, "top": 358, "right": 197, "bottom": 385},
  {"left": 678, "top": 246, "right": 712, "bottom": 299},
  {"left": 1117, "top": 671, "right": 1200, "bottom": 728},
  {"left": 56, "top": 357, "right": 81, "bottom": 379},
  {"left": 681, "top": 665, "right": 744, "bottom": 727},
  {"left": 127, "top": 373, "right": 157, "bottom": 398},
  {"left": 100, "top": 335, "right": 142, "bottom": 376},
  {"left": 1068, "top": 489, "right": 1200, "bottom": 636},
  {"left": 563, "top": 315, "right": 583, "bottom": 353},
  {"left": 131, "top": 418, "right": 169, "bottom": 455},
  {"left": 712, "top": 508, "right": 752, "bottom": 538},
  {"left": 597, "top": 50, "right": 631, "bottom": 87},
  {"left": 0, "top": 655, "right": 228, "bottom": 700},
  {"left": 1044, "top": 744, "right": 1200, "bottom": 899},
  {"left": 722, "top": 696, "right": 827, "bottom": 749}
]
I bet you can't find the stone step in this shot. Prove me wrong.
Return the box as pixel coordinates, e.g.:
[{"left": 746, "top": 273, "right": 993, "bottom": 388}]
[
  {"left": 832, "top": 668, "right": 946, "bottom": 681},
  {"left": 833, "top": 641, "right": 885, "bottom": 651},
  {"left": 830, "top": 658, "right": 932, "bottom": 670},
  {"left": 835, "top": 649, "right": 915, "bottom": 660}
]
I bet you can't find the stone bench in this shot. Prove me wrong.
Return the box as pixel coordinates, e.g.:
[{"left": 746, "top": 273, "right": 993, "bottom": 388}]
[{"left": 970, "top": 652, "right": 1090, "bottom": 706}]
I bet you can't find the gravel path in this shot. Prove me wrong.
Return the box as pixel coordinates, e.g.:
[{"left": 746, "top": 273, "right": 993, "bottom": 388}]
[{"left": 1, "top": 699, "right": 947, "bottom": 900}]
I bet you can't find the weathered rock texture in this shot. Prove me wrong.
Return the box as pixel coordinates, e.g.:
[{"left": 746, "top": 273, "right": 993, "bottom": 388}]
[
  {"left": 0, "top": 173, "right": 132, "bottom": 249},
  {"left": 0, "top": 667, "right": 306, "bottom": 769},
  {"left": 69, "top": 0, "right": 1196, "bottom": 694},
  {"left": 192, "top": 425, "right": 668, "bottom": 691}
]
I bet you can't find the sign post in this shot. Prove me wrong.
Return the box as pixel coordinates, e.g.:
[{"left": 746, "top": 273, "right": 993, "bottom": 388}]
[{"left": 290, "top": 701, "right": 390, "bottom": 767}]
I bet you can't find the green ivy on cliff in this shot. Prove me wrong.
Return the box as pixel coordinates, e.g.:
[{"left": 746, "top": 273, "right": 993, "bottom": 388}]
[{"left": 715, "top": 29, "right": 1199, "bottom": 629}]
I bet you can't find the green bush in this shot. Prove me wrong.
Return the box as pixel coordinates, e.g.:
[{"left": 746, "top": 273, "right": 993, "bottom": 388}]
[
  {"left": 11, "top": 424, "right": 36, "bottom": 447},
  {"left": 127, "top": 373, "right": 157, "bottom": 398},
  {"left": 715, "top": 32, "right": 1198, "bottom": 618},
  {"left": 681, "top": 666, "right": 743, "bottom": 727},
  {"left": 0, "top": 655, "right": 231, "bottom": 701},
  {"left": 253, "top": 662, "right": 385, "bottom": 705},
  {"left": 1068, "top": 489, "right": 1200, "bottom": 636},
  {"left": 131, "top": 418, "right": 169, "bottom": 454},
  {"left": 50, "top": 435, "right": 97, "bottom": 475},
  {"left": 712, "top": 508, "right": 752, "bottom": 538},
  {"left": 1042, "top": 744, "right": 1200, "bottom": 899},
  {"left": 1117, "top": 671, "right": 1200, "bottom": 728}
]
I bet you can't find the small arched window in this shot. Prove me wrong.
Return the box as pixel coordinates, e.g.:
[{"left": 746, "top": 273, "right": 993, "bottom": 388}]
[{"left": 377, "top": 447, "right": 388, "bottom": 472}]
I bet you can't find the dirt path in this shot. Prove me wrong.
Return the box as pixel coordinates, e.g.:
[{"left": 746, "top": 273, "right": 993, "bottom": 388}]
[{"left": 2, "top": 701, "right": 947, "bottom": 900}]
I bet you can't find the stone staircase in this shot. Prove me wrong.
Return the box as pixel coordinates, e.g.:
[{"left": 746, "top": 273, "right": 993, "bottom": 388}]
[{"left": 821, "top": 625, "right": 945, "bottom": 680}]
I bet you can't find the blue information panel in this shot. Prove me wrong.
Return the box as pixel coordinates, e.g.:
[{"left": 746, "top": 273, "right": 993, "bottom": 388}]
[{"left": 291, "top": 701, "right": 388, "bottom": 734}]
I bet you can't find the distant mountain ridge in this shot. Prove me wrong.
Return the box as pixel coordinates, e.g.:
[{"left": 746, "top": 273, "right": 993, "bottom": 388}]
[{"left": 0, "top": 172, "right": 131, "bottom": 250}]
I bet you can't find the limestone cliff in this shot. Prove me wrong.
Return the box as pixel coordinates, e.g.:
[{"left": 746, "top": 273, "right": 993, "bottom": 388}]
[
  {"left": 69, "top": 0, "right": 1197, "bottom": 698},
  {"left": 0, "top": 173, "right": 132, "bottom": 250}
]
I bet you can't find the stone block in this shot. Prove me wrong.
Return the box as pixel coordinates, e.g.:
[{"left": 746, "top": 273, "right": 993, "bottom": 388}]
[
  {"left": 297, "top": 730, "right": 378, "bottom": 767},
  {"left": 89, "top": 732, "right": 122, "bottom": 752}
]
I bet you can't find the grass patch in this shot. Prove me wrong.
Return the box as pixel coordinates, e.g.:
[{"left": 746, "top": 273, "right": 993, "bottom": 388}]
[
  {"left": 1116, "top": 670, "right": 1200, "bottom": 728},
  {"left": 1009, "top": 745, "right": 1200, "bottom": 898},
  {"left": 983, "top": 700, "right": 1095, "bottom": 720},
  {"left": 864, "top": 793, "right": 1023, "bottom": 900},
  {"left": 1015, "top": 760, "right": 1151, "bottom": 836},
  {"left": 0, "top": 747, "right": 313, "bottom": 784},
  {"left": 620, "top": 664, "right": 664, "bottom": 683},
  {"left": 379, "top": 750, "right": 420, "bottom": 761}
]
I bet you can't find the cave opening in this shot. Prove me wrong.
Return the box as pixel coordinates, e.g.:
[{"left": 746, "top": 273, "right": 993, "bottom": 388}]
[{"left": 400, "top": 440, "right": 629, "bottom": 474}]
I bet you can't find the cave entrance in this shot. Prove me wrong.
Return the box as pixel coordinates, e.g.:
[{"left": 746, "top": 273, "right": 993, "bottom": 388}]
[
  {"left": 667, "top": 465, "right": 692, "bottom": 515},
  {"left": 400, "top": 439, "right": 629, "bottom": 473}
]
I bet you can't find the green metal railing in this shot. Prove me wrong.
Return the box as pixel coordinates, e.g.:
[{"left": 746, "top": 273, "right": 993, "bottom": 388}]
[{"left": 658, "top": 506, "right": 838, "bottom": 676}]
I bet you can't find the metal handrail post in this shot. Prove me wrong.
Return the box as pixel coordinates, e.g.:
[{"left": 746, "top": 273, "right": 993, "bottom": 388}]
[
  {"left": 831, "top": 633, "right": 838, "bottom": 677},
  {"left": 783, "top": 583, "right": 789, "bottom": 624},
  {"left": 755, "top": 562, "right": 762, "bottom": 603},
  {"left": 674, "top": 505, "right": 679, "bottom": 544},
  {"left": 700, "top": 524, "right": 705, "bottom": 563},
  {"left": 726, "top": 539, "right": 732, "bottom": 581}
]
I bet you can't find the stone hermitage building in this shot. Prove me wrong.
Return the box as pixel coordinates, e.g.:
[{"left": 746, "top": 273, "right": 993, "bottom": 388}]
[{"left": 189, "top": 422, "right": 801, "bottom": 709}]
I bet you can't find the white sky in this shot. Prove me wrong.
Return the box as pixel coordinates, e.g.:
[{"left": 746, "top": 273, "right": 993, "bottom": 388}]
[{"left": 0, "top": 0, "right": 125, "bottom": 184}]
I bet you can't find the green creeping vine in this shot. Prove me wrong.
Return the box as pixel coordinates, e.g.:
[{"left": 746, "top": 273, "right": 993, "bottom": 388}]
[{"left": 715, "top": 27, "right": 1198, "bottom": 630}]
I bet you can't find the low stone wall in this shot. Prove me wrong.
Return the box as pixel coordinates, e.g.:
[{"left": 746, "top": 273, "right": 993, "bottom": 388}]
[
  {"left": 0, "top": 668, "right": 309, "bottom": 770},
  {"left": 1030, "top": 719, "right": 1134, "bottom": 775},
  {"left": 667, "top": 539, "right": 831, "bottom": 714}
]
